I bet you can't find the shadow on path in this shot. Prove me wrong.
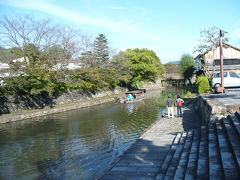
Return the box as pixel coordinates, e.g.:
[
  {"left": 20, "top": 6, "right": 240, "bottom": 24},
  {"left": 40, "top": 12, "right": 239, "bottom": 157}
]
[{"left": 182, "top": 98, "right": 202, "bottom": 131}]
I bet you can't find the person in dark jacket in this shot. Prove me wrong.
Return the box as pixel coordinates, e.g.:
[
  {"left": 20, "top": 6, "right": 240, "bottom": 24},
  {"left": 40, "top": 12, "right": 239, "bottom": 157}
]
[{"left": 166, "top": 96, "right": 174, "bottom": 118}]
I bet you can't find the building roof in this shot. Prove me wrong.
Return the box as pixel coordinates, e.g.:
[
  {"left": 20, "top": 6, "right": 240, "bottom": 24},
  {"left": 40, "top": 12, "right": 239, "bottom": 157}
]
[{"left": 195, "top": 43, "right": 240, "bottom": 60}]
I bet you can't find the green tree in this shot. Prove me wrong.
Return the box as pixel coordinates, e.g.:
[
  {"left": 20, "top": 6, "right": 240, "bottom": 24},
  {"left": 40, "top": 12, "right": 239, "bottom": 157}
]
[
  {"left": 113, "top": 48, "right": 165, "bottom": 87},
  {"left": 93, "top": 34, "right": 109, "bottom": 65},
  {"left": 179, "top": 54, "right": 195, "bottom": 84},
  {"left": 164, "top": 63, "right": 179, "bottom": 74},
  {"left": 43, "top": 45, "right": 72, "bottom": 61},
  {"left": 0, "top": 47, "right": 19, "bottom": 63}
]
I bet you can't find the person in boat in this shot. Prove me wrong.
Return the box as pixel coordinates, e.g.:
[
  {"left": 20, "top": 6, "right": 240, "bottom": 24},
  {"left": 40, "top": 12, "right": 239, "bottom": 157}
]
[
  {"left": 133, "top": 93, "right": 136, "bottom": 99},
  {"left": 127, "top": 93, "right": 134, "bottom": 101}
]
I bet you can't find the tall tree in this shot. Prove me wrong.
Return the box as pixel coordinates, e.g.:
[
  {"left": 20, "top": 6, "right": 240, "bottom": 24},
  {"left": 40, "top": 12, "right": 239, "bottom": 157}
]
[
  {"left": 194, "top": 26, "right": 228, "bottom": 53},
  {"left": 179, "top": 54, "right": 195, "bottom": 84},
  {"left": 0, "top": 15, "right": 91, "bottom": 60},
  {"left": 93, "top": 34, "right": 109, "bottom": 65}
]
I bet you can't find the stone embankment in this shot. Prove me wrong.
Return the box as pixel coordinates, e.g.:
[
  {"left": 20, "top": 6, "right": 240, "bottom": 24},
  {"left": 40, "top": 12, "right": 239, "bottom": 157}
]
[
  {"left": 0, "top": 88, "right": 126, "bottom": 124},
  {"left": 196, "top": 91, "right": 240, "bottom": 124}
]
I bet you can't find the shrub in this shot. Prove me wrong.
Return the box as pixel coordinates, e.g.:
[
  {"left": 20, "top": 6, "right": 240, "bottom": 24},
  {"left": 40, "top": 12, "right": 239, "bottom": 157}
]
[
  {"left": 196, "top": 75, "right": 211, "bottom": 94},
  {"left": 183, "top": 91, "right": 196, "bottom": 98}
]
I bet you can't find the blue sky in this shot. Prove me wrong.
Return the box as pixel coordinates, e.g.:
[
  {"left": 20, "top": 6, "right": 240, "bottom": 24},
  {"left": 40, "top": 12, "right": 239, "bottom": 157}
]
[{"left": 0, "top": 0, "right": 240, "bottom": 63}]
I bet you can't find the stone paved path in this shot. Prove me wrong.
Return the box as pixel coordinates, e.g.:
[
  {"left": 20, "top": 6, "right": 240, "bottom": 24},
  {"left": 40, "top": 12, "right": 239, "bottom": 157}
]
[
  {"left": 200, "top": 89, "right": 240, "bottom": 115},
  {"left": 100, "top": 100, "right": 201, "bottom": 180},
  {"left": 203, "top": 89, "right": 240, "bottom": 107}
]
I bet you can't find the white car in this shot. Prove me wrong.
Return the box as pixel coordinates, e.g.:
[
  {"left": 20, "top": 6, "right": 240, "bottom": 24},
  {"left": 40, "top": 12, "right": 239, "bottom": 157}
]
[{"left": 212, "top": 71, "right": 240, "bottom": 89}]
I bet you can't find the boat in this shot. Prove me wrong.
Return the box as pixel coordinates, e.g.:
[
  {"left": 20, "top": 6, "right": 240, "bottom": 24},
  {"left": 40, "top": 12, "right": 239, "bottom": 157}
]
[{"left": 119, "top": 90, "right": 145, "bottom": 103}]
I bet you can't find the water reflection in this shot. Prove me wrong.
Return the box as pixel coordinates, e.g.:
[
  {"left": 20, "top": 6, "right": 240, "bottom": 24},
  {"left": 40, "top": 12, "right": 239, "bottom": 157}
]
[{"left": 0, "top": 90, "right": 165, "bottom": 180}]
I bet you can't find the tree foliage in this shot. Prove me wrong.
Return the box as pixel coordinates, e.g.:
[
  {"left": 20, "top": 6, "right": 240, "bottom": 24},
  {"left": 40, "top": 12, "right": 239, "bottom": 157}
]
[
  {"left": 0, "top": 15, "right": 166, "bottom": 98},
  {"left": 80, "top": 33, "right": 114, "bottom": 69},
  {"left": 0, "top": 47, "right": 19, "bottom": 63},
  {"left": 179, "top": 54, "right": 195, "bottom": 84},
  {"left": 196, "top": 75, "right": 211, "bottom": 94},
  {"left": 0, "top": 15, "right": 91, "bottom": 96},
  {"left": 93, "top": 34, "right": 109, "bottom": 64},
  {"left": 113, "top": 48, "right": 165, "bottom": 87},
  {"left": 164, "top": 63, "right": 179, "bottom": 74}
]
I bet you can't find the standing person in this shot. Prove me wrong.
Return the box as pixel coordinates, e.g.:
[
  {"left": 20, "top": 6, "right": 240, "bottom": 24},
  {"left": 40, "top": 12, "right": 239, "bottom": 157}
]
[
  {"left": 166, "top": 96, "right": 174, "bottom": 118},
  {"left": 176, "top": 95, "right": 184, "bottom": 117}
]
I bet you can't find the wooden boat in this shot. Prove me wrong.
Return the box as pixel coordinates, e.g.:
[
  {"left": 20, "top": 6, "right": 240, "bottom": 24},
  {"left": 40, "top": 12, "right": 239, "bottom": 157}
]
[{"left": 119, "top": 90, "right": 145, "bottom": 103}]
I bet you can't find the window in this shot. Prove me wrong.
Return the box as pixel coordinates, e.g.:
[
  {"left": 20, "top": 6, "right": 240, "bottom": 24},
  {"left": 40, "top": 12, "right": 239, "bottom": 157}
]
[
  {"left": 224, "top": 72, "right": 227, "bottom": 77},
  {"left": 213, "top": 72, "right": 227, "bottom": 78},
  {"left": 229, "top": 72, "right": 239, "bottom": 78},
  {"left": 213, "top": 73, "right": 220, "bottom": 78},
  {"left": 214, "top": 59, "right": 240, "bottom": 65}
]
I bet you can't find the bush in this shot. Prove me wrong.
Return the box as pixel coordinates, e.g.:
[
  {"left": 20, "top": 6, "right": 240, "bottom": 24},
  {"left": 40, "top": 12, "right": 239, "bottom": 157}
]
[
  {"left": 196, "top": 75, "right": 211, "bottom": 94},
  {"left": 183, "top": 91, "right": 196, "bottom": 98}
]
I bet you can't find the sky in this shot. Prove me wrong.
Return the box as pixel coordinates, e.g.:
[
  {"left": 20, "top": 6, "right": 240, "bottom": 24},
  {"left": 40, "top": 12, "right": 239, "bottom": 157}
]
[{"left": 0, "top": 0, "right": 240, "bottom": 64}]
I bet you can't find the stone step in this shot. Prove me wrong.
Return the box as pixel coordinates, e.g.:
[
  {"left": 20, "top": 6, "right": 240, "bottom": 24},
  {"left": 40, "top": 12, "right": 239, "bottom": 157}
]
[
  {"left": 208, "top": 124, "right": 224, "bottom": 180},
  {"left": 235, "top": 111, "right": 240, "bottom": 120},
  {"left": 156, "top": 133, "right": 182, "bottom": 180},
  {"left": 196, "top": 126, "right": 209, "bottom": 180},
  {"left": 173, "top": 130, "right": 193, "bottom": 180},
  {"left": 222, "top": 117, "right": 240, "bottom": 170},
  {"left": 156, "top": 113, "right": 240, "bottom": 180},
  {"left": 228, "top": 113, "right": 240, "bottom": 138},
  {"left": 216, "top": 121, "right": 240, "bottom": 179},
  {"left": 184, "top": 128, "right": 200, "bottom": 180},
  {"left": 164, "top": 132, "right": 188, "bottom": 180}
]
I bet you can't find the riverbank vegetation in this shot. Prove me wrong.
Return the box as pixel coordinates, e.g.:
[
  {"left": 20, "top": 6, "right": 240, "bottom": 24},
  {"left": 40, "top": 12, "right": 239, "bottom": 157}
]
[
  {"left": 0, "top": 15, "right": 165, "bottom": 97},
  {"left": 0, "top": 15, "right": 217, "bottom": 101}
]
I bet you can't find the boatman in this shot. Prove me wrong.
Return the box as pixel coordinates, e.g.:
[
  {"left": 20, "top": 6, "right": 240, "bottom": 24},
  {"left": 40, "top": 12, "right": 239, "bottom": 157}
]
[{"left": 127, "top": 94, "right": 134, "bottom": 101}]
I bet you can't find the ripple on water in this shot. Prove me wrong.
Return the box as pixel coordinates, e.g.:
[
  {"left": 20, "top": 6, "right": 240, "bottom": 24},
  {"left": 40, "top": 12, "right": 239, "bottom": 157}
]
[{"left": 0, "top": 91, "right": 166, "bottom": 179}]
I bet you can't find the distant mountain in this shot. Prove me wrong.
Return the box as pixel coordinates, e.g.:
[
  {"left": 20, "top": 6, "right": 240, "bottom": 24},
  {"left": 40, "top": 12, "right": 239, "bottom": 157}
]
[{"left": 165, "top": 60, "right": 180, "bottom": 64}]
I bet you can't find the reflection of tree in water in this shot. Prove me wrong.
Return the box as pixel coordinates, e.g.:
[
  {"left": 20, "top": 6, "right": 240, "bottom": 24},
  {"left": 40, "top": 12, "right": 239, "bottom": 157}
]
[{"left": 37, "top": 159, "right": 62, "bottom": 180}]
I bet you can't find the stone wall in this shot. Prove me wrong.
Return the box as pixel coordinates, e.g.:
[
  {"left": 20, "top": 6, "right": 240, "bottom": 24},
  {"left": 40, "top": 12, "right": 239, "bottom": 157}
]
[
  {"left": 0, "top": 88, "right": 127, "bottom": 123},
  {"left": 0, "top": 95, "right": 120, "bottom": 124},
  {"left": 141, "top": 79, "right": 162, "bottom": 90},
  {"left": 195, "top": 95, "right": 227, "bottom": 124},
  {"left": 0, "top": 88, "right": 126, "bottom": 115}
]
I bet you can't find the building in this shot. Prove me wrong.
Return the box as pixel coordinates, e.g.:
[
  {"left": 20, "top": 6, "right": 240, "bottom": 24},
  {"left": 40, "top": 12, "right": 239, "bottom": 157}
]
[
  {"left": 0, "top": 62, "right": 10, "bottom": 70},
  {"left": 195, "top": 43, "right": 240, "bottom": 75},
  {"left": 54, "top": 59, "right": 82, "bottom": 70}
]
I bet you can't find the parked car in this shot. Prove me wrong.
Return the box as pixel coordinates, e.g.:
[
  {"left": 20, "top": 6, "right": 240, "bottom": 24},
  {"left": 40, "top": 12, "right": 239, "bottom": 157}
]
[{"left": 212, "top": 71, "right": 240, "bottom": 89}]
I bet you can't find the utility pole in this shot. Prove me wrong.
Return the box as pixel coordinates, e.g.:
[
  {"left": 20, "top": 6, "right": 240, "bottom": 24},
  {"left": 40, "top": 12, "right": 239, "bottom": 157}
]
[{"left": 215, "top": 27, "right": 228, "bottom": 93}]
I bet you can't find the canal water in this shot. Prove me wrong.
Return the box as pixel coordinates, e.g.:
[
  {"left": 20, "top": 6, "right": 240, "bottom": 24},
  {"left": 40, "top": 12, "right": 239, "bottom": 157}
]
[{"left": 0, "top": 90, "right": 167, "bottom": 180}]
